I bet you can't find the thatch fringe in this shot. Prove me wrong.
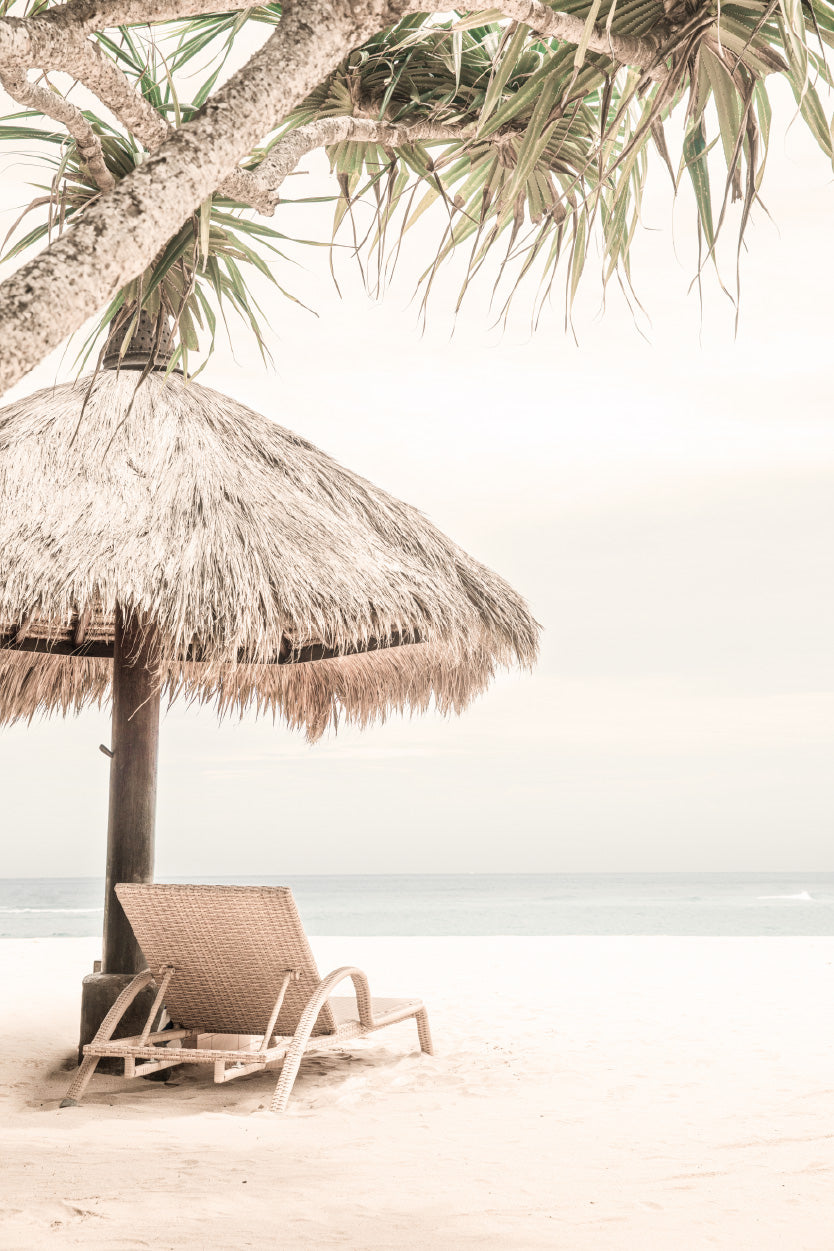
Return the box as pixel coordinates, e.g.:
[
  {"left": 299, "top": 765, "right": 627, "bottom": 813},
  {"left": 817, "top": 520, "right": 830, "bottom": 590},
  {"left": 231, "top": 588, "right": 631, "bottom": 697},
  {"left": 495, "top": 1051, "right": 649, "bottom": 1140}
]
[
  {"left": 0, "top": 370, "right": 538, "bottom": 735},
  {"left": 0, "top": 642, "right": 499, "bottom": 742}
]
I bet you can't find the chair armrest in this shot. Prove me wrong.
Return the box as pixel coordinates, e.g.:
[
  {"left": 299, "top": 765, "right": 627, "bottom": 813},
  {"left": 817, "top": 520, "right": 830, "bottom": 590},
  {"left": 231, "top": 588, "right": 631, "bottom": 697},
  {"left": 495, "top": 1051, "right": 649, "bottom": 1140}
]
[
  {"left": 300, "top": 966, "right": 375, "bottom": 1034},
  {"left": 88, "top": 969, "right": 155, "bottom": 1046}
]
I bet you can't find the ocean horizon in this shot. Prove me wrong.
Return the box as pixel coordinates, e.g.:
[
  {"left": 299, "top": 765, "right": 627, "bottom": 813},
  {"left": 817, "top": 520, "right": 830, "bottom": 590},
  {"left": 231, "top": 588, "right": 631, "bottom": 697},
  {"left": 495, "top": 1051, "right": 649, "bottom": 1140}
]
[{"left": 2, "top": 872, "right": 834, "bottom": 938}]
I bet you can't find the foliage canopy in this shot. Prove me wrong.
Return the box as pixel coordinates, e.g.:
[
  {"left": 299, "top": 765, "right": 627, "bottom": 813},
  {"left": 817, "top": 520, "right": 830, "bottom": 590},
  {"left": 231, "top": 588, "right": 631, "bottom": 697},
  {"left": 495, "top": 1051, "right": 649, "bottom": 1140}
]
[{"left": 1, "top": 0, "right": 832, "bottom": 364}]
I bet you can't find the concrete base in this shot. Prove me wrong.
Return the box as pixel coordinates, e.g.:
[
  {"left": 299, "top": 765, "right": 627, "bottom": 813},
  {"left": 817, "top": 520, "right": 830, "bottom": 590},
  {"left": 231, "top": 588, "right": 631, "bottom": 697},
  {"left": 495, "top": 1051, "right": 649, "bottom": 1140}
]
[{"left": 78, "top": 970, "right": 166, "bottom": 1074}]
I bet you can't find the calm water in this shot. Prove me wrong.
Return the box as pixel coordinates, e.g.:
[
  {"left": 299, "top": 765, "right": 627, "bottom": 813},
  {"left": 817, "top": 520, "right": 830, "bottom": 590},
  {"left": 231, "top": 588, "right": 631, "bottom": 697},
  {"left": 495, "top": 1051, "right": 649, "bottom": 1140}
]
[{"left": 1, "top": 874, "right": 834, "bottom": 937}]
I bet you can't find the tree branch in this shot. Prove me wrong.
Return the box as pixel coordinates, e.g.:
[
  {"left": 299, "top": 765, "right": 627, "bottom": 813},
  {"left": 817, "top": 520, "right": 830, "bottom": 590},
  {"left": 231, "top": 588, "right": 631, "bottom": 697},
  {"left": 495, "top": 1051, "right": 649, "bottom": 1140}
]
[
  {"left": 235, "top": 115, "right": 472, "bottom": 214},
  {"left": 0, "top": 0, "right": 410, "bottom": 397},
  {"left": 454, "top": 2, "right": 666, "bottom": 78},
  {"left": 0, "top": 16, "right": 271, "bottom": 206},
  {"left": 58, "top": 31, "right": 169, "bottom": 147},
  {"left": 0, "top": 12, "right": 280, "bottom": 213},
  {"left": 0, "top": 67, "right": 115, "bottom": 191},
  {"left": 41, "top": 0, "right": 670, "bottom": 75},
  {"left": 0, "top": 15, "right": 169, "bottom": 147},
  {"left": 44, "top": 1, "right": 266, "bottom": 35}
]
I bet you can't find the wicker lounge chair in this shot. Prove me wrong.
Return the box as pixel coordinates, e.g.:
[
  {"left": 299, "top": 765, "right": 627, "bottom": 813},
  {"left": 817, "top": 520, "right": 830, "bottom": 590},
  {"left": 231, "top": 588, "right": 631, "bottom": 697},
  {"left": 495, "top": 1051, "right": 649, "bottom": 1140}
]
[{"left": 61, "top": 883, "right": 433, "bottom": 1113}]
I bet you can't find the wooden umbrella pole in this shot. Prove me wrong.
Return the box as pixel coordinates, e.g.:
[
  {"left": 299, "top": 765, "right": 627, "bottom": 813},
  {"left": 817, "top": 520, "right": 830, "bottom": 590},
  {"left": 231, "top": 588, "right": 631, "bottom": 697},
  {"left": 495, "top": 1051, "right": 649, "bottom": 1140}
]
[{"left": 101, "top": 606, "right": 162, "bottom": 974}]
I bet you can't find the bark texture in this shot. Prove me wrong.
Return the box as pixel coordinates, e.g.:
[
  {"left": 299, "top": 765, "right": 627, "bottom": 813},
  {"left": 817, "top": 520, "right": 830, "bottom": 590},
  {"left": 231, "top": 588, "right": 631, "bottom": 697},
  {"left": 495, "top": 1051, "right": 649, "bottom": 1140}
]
[
  {"left": 0, "top": 67, "right": 115, "bottom": 191},
  {"left": 64, "top": 36, "right": 169, "bottom": 147},
  {"left": 0, "top": 15, "right": 169, "bottom": 146},
  {"left": 48, "top": 0, "right": 266, "bottom": 34},
  {"left": 0, "top": 0, "right": 408, "bottom": 397},
  {"left": 453, "top": 2, "right": 664, "bottom": 75},
  {"left": 245, "top": 116, "right": 473, "bottom": 214}
]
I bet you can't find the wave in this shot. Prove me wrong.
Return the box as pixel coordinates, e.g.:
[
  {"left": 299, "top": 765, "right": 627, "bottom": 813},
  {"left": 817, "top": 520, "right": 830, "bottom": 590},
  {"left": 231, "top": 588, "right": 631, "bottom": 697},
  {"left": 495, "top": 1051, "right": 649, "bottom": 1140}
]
[
  {"left": 0, "top": 906, "right": 102, "bottom": 914},
  {"left": 756, "top": 891, "right": 814, "bottom": 902}
]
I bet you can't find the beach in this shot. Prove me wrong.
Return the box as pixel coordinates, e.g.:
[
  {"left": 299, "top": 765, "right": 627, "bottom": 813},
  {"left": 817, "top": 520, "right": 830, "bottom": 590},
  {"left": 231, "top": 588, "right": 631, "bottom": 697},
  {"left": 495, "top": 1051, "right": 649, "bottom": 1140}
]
[{"left": 2, "top": 934, "right": 833, "bottom": 1250}]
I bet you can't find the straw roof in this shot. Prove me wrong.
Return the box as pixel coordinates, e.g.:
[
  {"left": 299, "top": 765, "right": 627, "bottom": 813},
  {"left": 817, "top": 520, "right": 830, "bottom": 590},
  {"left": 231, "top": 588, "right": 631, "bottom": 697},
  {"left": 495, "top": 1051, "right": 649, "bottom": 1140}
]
[{"left": 0, "top": 370, "right": 538, "bottom": 738}]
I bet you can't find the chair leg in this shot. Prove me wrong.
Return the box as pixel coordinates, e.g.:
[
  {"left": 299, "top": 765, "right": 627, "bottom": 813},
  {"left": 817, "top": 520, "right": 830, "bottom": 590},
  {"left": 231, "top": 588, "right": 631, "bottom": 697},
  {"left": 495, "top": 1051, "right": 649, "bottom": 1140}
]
[
  {"left": 416, "top": 1008, "right": 434, "bottom": 1056},
  {"left": 59, "top": 969, "right": 154, "bottom": 1109},
  {"left": 269, "top": 1025, "right": 316, "bottom": 1114},
  {"left": 60, "top": 1055, "right": 101, "bottom": 1107}
]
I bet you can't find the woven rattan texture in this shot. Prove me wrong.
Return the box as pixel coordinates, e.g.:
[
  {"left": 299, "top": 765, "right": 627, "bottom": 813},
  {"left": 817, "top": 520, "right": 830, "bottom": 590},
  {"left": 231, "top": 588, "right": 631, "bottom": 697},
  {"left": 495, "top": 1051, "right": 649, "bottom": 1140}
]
[{"left": 115, "top": 883, "right": 336, "bottom": 1036}]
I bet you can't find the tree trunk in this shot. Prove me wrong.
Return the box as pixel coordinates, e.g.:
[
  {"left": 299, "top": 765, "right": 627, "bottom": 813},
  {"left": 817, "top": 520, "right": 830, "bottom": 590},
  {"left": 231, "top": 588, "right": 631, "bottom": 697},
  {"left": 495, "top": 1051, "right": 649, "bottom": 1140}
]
[{"left": 101, "top": 606, "right": 161, "bottom": 974}]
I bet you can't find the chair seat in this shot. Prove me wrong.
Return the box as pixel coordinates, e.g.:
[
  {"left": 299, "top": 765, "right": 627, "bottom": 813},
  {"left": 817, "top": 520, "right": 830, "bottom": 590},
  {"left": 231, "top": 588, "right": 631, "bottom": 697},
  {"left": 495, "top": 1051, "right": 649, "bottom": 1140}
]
[{"left": 328, "top": 996, "right": 423, "bottom": 1029}]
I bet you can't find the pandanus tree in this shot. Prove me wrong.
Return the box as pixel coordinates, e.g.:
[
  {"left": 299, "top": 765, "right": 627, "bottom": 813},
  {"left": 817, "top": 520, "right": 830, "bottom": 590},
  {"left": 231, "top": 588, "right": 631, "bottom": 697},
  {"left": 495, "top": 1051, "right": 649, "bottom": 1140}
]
[{"left": 0, "top": 0, "right": 832, "bottom": 391}]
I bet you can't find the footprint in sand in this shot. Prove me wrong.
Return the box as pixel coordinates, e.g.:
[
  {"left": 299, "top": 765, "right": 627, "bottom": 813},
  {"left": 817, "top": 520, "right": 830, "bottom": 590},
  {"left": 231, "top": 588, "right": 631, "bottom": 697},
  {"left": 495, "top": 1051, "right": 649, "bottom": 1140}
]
[{"left": 62, "top": 1200, "right": 103, "bottom": 1220}]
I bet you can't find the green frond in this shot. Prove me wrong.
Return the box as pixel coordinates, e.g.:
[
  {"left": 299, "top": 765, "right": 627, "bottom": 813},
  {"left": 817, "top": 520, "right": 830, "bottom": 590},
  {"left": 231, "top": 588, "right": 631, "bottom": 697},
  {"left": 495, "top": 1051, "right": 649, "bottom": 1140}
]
[{"left": 269, "top": 2, "right": 833, "bottom": 321}]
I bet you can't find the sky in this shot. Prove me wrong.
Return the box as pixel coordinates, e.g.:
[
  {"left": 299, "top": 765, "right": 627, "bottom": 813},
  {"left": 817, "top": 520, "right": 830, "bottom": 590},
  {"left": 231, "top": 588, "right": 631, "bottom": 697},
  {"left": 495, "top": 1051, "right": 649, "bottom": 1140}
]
[{"left": 0, "top": 68, "right": 832, "bottom": 876}]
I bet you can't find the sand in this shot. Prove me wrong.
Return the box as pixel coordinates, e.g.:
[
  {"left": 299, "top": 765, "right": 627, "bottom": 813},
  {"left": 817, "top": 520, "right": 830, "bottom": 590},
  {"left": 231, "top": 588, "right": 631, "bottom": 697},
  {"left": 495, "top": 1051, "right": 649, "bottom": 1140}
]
[{"left": 1, "top": 934, "right": 833, "bottom": 1249}]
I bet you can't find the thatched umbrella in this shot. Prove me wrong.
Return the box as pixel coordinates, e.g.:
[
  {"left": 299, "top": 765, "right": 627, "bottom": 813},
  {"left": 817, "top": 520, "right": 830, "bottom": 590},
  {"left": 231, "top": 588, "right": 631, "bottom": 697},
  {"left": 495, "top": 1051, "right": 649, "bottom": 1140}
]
[{"left": 0, "top": 348, "right": 538, "bottom": 1036}]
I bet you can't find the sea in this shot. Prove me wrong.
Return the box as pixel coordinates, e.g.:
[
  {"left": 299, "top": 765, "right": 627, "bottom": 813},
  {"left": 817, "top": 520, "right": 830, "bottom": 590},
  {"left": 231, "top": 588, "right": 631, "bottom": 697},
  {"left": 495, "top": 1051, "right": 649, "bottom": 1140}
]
[{"left": 1, "top": 873, "right": 834, "bottom": 938}]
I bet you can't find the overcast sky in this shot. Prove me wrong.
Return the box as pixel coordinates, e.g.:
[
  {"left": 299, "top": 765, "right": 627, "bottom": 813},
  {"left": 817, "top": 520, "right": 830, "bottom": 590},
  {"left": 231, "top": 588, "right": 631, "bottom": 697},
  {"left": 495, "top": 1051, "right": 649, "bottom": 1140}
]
[{"left": 0, "top": 74, "right": 832, "bottom": 877}]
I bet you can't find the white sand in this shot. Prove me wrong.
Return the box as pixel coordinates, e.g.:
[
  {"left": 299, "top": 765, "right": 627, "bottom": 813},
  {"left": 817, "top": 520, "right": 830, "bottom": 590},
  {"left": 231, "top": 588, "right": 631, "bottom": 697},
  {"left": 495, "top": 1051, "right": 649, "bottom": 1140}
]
[{"left": 1, "top": 935, "right": 833, "bottom": 1249}]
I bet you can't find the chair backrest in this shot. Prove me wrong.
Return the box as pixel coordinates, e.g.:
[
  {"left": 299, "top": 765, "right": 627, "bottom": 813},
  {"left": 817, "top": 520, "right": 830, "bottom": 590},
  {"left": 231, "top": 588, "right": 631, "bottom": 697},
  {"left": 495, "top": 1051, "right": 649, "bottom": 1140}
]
[{"left": 115, "top": 883, "right": 336, "bottom": 1036}]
